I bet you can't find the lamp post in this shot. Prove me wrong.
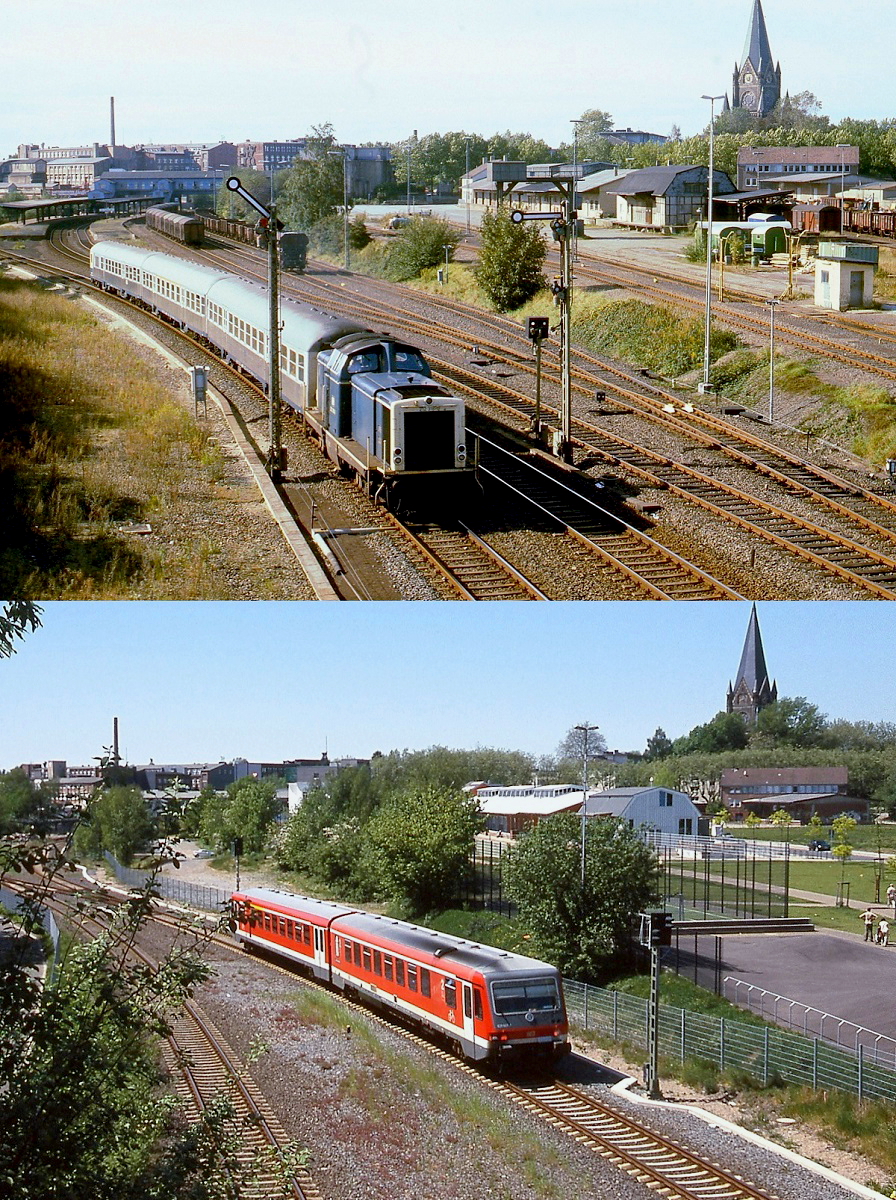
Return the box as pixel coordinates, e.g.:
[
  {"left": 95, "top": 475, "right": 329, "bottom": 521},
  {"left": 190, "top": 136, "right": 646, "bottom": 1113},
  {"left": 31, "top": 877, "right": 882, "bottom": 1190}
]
[
  {"left": 836, "top": 143, "right": 850, "bottom": 232},
  {"left": 699, "top": 94, "right": 725, "bottom": 394},
  {"left": 570, "top": 118, "right": 584, "bottom": 263},
  {"left": 767, "top": 298, "right": 779, "bottom": 424},
  {"left": 342, "top": 147, "right": 350, "bottom": 272},
  {"left": 406, "top": 129, "right": 416, "bottom": 214},
  {"left": 442, "top": 243, "right": 451, "bottom": 284},
  {"left": 575, "top": 722, "right": 600, "bottom": 887},
  {"left": 465, "top": 135, "right": 472, "bottom": 234}
]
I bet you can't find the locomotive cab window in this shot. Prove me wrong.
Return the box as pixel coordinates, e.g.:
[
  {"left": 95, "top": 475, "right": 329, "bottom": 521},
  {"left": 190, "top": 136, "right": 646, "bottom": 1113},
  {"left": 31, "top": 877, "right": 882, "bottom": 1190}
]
[
  {"left": 473, "top": 988, "right": 484, "bottom": 1020},
  {"left": 347, "top": 351, "right": 380, "bottom": 374},
  {"left": 393, "top": 348, "right": 427, "bottom": 373}
]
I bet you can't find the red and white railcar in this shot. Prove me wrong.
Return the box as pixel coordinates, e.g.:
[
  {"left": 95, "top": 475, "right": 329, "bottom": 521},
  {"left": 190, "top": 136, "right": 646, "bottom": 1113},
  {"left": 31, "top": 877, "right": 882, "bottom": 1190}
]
[{"left": 231, "top": 887, "right": 570, "bottom": 1065}]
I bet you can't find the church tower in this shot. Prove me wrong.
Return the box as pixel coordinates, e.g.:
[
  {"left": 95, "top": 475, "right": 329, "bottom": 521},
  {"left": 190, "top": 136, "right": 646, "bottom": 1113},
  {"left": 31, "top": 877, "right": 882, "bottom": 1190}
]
[
  {"left": 732, "top": 0, "right": 781, "bottom": 118},
  {"left": 727, "top": 604, "right": 778, "bottom": 724}
]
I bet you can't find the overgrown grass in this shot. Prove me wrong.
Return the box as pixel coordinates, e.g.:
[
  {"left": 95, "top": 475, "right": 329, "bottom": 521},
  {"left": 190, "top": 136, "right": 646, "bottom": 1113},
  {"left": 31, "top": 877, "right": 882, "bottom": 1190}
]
[
  {"left": 572, "top": 296, "right": 740, "bottom": 378},
  {"left": 0, "top": 278, "right": 265, "bottom": 598}
]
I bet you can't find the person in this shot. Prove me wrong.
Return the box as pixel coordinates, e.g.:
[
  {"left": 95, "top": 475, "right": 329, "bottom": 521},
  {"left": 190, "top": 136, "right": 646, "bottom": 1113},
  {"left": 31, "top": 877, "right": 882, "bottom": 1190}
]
[
  {"left": 878, "top": 917, "right": 890, "bottom": 947},
  {"left": 887, "top": 884, "right": 896, "bottom": 908},
  {"left": 861, "top": 907, "right": 877, "bottom": 942}
]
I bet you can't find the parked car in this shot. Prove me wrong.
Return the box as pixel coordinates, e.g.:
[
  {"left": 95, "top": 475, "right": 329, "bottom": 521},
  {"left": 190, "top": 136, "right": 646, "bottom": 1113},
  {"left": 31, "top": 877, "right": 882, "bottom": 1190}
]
[{"left": 808, "top": 839, "right": 831, "bottom": 852}]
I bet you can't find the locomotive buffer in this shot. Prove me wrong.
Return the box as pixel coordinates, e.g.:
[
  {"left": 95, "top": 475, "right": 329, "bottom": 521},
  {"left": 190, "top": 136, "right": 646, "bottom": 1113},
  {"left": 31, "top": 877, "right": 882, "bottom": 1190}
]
[{"left": 226, "top": 176, "right": 286, "bottom": 480}]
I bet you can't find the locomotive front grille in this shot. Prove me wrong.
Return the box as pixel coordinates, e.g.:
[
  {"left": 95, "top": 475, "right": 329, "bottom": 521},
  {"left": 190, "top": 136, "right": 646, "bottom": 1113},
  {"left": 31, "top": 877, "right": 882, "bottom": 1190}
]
[{"left": 401, "top": 409, "right": 456, "bottom": 471}]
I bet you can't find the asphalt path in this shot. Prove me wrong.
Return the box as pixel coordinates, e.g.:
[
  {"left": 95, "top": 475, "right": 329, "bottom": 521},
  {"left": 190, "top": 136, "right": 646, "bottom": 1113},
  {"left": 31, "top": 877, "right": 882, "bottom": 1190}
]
[{"left": 719, "top": 928, "right": 896, "bottom": 1041}]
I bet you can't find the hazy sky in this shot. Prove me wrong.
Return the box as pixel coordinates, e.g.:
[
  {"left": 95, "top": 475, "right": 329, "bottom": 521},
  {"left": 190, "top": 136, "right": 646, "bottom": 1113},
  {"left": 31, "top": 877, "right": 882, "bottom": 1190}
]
[
  {"left": 2, "top": 602, "right": 894, "bottom": 769},
  {"left": 4, "top": 2, "right": 892, "bottom": 156}
]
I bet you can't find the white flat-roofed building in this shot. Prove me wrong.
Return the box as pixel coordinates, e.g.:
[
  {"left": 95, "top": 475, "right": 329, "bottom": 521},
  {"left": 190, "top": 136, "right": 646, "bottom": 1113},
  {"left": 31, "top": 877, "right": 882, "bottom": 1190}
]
[{"left": 476, "top": 784, "right": 584, "bottom": 835}]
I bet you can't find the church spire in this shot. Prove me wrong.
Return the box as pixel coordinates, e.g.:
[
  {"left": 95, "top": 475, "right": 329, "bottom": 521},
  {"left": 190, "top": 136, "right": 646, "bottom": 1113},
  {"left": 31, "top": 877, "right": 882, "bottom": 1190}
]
[
  {"left": 741, "top": 0, "right": 775, "bottom": 76},
  {"left": 727, "top": 604, "right": 777, "bottom": 723},
  {"left": 732, "top": 0, "right": 781, "bottom": 118}
]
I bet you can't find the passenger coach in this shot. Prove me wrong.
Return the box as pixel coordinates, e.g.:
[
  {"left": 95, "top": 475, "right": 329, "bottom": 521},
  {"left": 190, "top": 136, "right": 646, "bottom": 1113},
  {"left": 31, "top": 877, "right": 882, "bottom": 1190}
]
[
  {"left": 89, "top": 240, "right": 470, "bottom": 502},
  {"left": 231, "top": 888, "right": 570, "bottom": 1065}
]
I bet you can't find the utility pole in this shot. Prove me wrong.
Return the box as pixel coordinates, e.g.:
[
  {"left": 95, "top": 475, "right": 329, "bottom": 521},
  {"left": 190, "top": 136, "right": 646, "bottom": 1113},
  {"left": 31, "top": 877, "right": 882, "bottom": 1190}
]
[
  {"left": 574, "top": 721, "right": 600, "bottom": 887},
  {"left": 226, "top": 176, "right": 284, "bottom": 480}
]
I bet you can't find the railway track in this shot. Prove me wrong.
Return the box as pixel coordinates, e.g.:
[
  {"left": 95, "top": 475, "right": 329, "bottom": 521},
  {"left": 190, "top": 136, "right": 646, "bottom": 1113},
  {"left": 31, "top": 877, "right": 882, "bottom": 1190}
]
[
  {"left": 500, "top": 1079, "right": 780, "bottom": 1200},
  {"left": 4, "top": 876, "right": 317, "bottom": 1200},
  {"left": 163, "top": 1000, "right": 317, "bottom": 1200},
  {"left": 386, "top": 513, "right": 549, "bottom": 599}
]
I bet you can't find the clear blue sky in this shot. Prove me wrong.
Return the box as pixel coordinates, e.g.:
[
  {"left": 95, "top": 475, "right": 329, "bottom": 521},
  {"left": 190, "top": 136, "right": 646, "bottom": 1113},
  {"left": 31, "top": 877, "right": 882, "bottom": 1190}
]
[
  {"left": 1, "top": 602, "right": 894, "bottom": 769},
  {"left": 4, "top": 2, "right": 892, "bottom": 157}
]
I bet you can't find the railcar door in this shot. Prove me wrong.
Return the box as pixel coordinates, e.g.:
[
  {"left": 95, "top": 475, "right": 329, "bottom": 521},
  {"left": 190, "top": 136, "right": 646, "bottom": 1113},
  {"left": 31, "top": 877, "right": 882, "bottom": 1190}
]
[
  {"left": 313, "top": 926, "right": 327, "bottom": 974},
  {"left": 461, "top": 982, "right": 476, "bottom": 1046}
]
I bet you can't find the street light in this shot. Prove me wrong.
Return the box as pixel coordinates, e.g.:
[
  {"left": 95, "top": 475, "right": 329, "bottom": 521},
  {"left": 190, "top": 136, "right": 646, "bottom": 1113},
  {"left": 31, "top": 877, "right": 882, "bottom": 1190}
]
[
  {"left": 575, "top": 722, "right": 600, "bottom": 886},
  {"left": 570, "top": 118, "right": 584, "bottom": 263},
  {"left": 836, "top": 143, "right": 850, "bottom": 232},
  {"left": 699, "top": 94, "right": 726, "bottom": 395},
  {"left": 464, "top": 135, "right": 472, "bottom": 234},
  {"left": 406, "top": 129, "right": 416, "bottom": 214},
  {"left": 767, "top": 298, "right": 779, "bottom": 423}
]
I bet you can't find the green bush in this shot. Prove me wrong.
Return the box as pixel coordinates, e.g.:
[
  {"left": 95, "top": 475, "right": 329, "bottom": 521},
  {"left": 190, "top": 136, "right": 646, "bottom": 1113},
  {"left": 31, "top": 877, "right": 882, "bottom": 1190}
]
[
  {"left": 475, "top": 208, "right": 547, "bottom": 312},
  {"left": 386, "top": 216, "right": 460, "bottom": 281}
]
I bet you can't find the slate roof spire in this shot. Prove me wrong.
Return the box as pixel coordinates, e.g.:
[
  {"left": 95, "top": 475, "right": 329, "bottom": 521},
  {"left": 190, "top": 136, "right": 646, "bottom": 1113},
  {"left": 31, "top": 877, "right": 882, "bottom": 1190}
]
[
  {"left": 732, "top": 0, "right": 782, "bottom": 118},
  {"left": 727, "top": 604, "right": 778, "bottom": 723},
  {"left": 742, "top": 0, "right": 775, "bottom": 75}
]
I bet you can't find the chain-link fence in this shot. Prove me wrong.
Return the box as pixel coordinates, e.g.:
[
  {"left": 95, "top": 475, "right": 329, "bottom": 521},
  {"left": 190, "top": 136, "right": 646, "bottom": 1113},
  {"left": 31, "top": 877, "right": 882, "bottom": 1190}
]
[
  {"left": 103, "top": 853, "right": 229, "bottom": 913},
  {"left": 563, "top": 977, "right": 896, "bottom": 1103}
]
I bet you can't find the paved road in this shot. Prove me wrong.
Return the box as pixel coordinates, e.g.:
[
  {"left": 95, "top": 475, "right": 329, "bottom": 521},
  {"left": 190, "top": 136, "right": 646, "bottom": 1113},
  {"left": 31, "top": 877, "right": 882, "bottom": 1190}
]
[{"left": 719, "top": 928, "right": 896, "bottom": 1041}]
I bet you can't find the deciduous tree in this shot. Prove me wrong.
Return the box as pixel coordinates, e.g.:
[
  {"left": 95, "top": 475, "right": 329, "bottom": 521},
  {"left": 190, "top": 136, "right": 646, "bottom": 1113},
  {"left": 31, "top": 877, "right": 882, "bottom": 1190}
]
[
  {"left": 475, "top": 208, "right": 547, "bottom": 313},
  {"left": 362, "top": 785, "right": 481, "bottom": 914},
  {"left": 504, "top": 814, "right": 659, "bottom": 979}
]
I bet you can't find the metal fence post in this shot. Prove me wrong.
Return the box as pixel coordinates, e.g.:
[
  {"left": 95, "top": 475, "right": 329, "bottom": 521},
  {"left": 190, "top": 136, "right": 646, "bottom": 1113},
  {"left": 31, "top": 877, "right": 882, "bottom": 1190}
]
[
  {"left": 764, "top": 1026, "right": 770, "bottom": 1084},
  {"left": 612, "top": 988, "right": 618, "bottom": 1040},
  {"left": 813, "top": 1037, "right": 818, "bottom": 1090},
  {"left": 720, "top": 1016, "right": 725, "bottom": 1072},
  {"left": 858, "top": 1042, "right": 864, "bottom": 1101},
  {"left": 681, "top": 1008, "right": 686, "bottom": 1064},
  {"left": 584, "top": 983, "right": 589, "bottom": 1030}
]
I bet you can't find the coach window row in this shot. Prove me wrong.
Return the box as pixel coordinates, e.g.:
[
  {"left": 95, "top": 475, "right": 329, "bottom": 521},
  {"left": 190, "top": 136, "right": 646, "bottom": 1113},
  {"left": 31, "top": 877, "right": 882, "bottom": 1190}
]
[
  {"left": 260, "top": 911, "right": 312, "bottom": 946},
  {"left": 336, "top": 936, "right": 432, "bottom": 997}
]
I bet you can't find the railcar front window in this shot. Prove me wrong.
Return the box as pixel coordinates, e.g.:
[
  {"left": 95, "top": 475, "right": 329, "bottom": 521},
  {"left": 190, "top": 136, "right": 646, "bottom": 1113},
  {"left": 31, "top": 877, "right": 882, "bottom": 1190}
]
[{"left": 491, "top": 978, "right": 562, "bottom": 1026}]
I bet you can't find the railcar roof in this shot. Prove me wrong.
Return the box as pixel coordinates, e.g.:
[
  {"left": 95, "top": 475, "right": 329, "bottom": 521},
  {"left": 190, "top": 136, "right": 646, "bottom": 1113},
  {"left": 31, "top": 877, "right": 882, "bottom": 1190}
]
[
  {"left": 237, "top": 887, "right": 356, "bottom": 922},
  {"left": 332, "top": 911, "right": 558, "bottom": 977},
  {"left": 92, "top": 242, "right": 232, "bottom": 293}
]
